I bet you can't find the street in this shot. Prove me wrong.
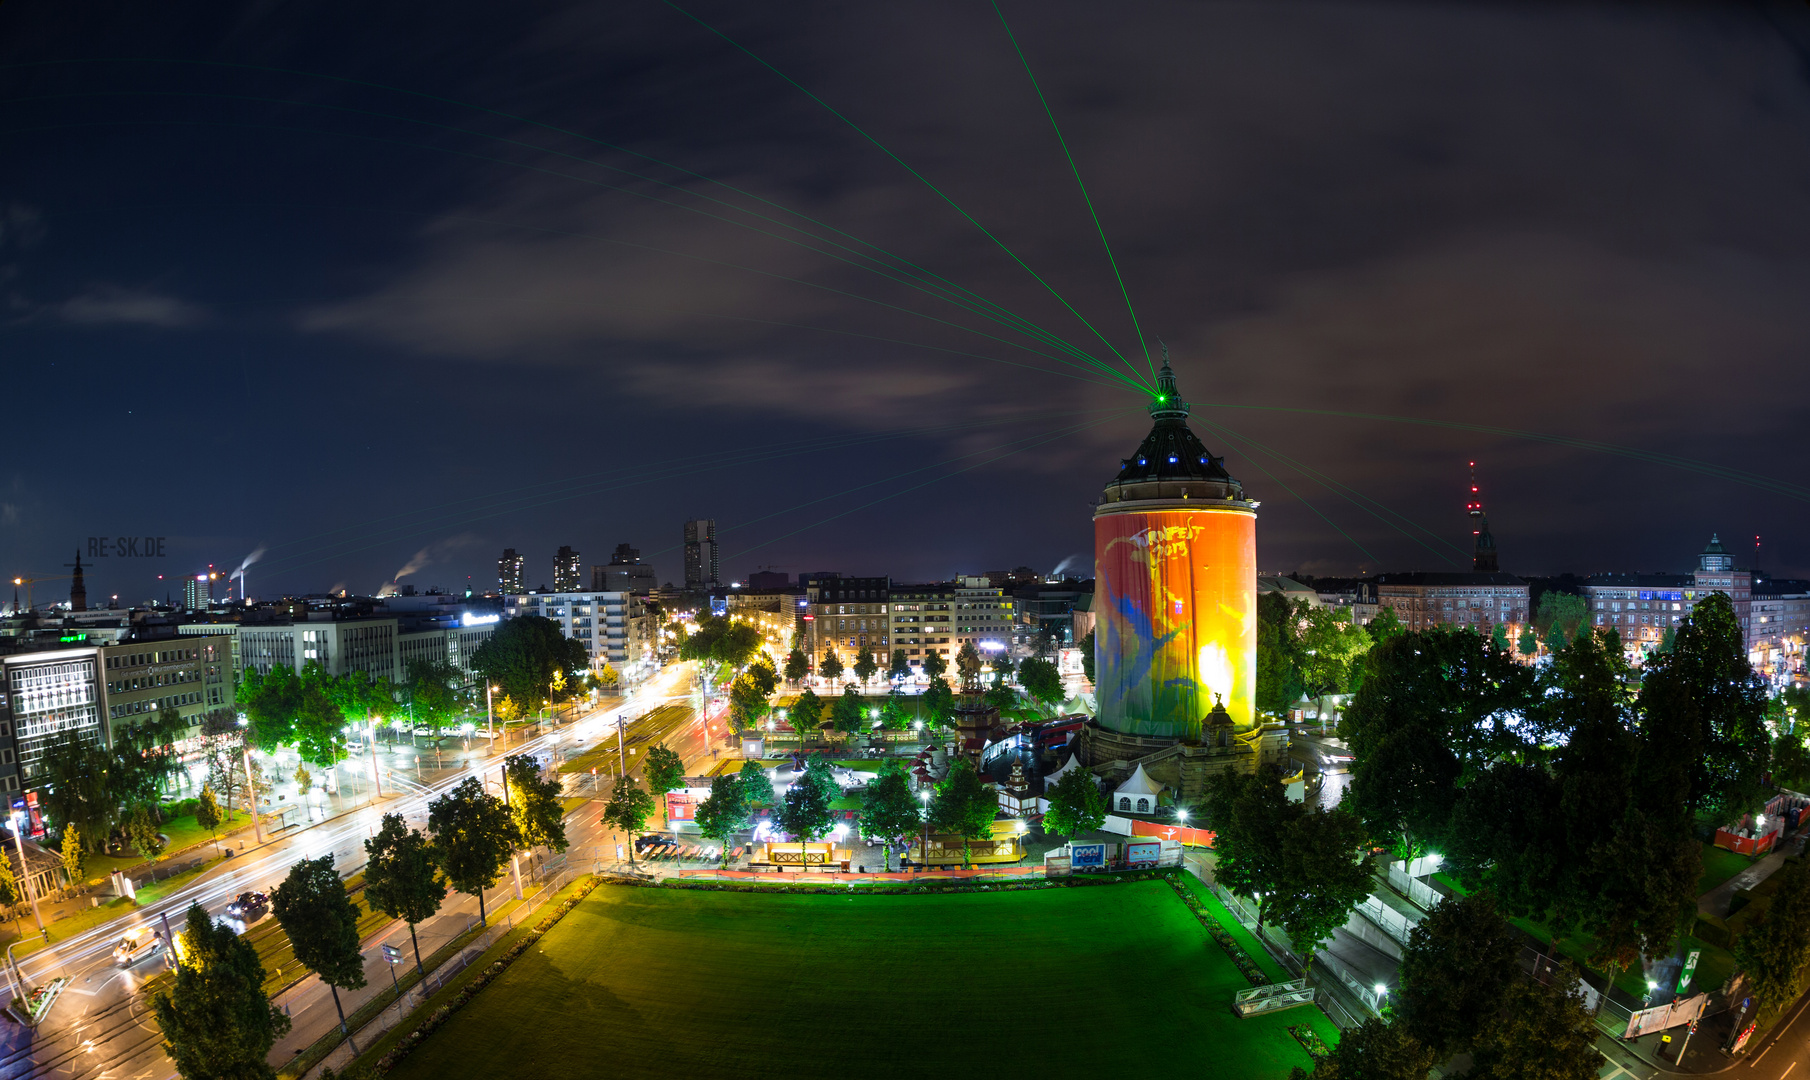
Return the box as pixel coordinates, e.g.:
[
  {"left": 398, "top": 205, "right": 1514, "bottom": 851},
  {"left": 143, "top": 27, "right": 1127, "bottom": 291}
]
[{"left": 0, "top": 662, "right": 711, "bottom": 1080}]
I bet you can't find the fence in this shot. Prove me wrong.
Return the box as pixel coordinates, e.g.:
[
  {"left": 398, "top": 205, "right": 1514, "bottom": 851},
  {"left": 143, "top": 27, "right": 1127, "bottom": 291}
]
[
  {"left": 667, "top": 865, "right": 1050, "bottom": 885},
  {"left": 1209, "top": 882, "right": 1365, "bottom": 1031},
  {"left": 1385, "top": 864, "right": 1442, "bottom": 911},
  {"left": 1354, "top": 895, "right": 1415, "bottom": 951}
]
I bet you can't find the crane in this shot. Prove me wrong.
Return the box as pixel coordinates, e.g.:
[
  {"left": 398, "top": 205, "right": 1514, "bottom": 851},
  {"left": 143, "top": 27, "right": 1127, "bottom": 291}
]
[{"left": 9, "top": 574, "right": 72, "bottom": 614}]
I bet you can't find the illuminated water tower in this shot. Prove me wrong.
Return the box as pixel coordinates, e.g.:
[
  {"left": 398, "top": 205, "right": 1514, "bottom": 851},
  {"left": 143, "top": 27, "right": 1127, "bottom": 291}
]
[{"left": 1090, "top": 360, "right": 1259, "bottom": 750}]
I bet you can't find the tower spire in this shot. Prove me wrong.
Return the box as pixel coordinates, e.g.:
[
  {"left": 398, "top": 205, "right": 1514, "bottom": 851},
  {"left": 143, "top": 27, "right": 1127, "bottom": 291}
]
[
  {"left": 1148, "top": 343, "right": 1190, "bottom": 421},
  {"left": 1467, "top": 461, "right": 1498, "bottom": 573}
]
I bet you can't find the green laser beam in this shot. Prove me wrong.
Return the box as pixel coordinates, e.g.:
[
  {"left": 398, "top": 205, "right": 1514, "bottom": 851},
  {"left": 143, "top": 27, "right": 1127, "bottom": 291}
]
[
  {"left": 0, "top": 113, "right": 1144, "bottom": 392},
  {"left": 1206, "top": 424, "right": 1379, "bottom": 566},
  {"left": 1196, "top": 417, "right": 1462, "bottom": 568},
  {"left": 657, "top": 1, "right": 1150, "bottom": 388},
  {"left": 0, "top": 60, "right": 1138, "bottom": 383},
  {"left": 991, "top": 0, "right": 1154, "bottom": 384}
]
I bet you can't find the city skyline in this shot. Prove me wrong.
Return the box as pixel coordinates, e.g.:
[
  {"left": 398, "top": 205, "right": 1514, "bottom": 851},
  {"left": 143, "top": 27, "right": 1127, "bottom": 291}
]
[{"left": 4, "top": 1, "right": 1808, "bottom": 597}]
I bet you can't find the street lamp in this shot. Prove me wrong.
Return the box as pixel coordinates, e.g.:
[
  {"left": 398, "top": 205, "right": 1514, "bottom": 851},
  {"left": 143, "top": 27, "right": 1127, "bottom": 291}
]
[
  {"left": 1373, "top": 983, "right": 1387, "bottom": 1009},
  {"left": 917, "top": 790, "right": 931, "bottom": 872}
]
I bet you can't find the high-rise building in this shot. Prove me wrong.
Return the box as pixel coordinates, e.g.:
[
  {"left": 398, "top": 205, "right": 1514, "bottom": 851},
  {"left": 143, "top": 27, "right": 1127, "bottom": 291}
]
[
  {"left": 683, "top": 519, "right": 718, "bottom": 589},
  {"left": 498, "top": 548, "right": 525, "bottom": 594},
  {"left": 182, "top": 571, "right": 216, "bottom": 611},
  {"left": 553, "top": 546, "right": 582, "bottom": 592}
]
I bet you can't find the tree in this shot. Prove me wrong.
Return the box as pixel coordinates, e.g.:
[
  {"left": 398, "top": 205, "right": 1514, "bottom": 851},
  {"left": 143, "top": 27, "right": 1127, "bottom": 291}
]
[
  {"left": 1289, "top": 1017, "right": 1435, "bottom": 1080},
  {"left": 1517, "top": 624, "right": 1539, "bottom": 658},
  {"left": 921, "top": 678, "right": 956, "bottom": 728},
  {"left": 746, "top": 656, "right": 779, "bottom": 697},
  {"left": 853, "top": 648, "right": 879, "bottom": 685},
  {"left": 790, "top": 687, "right": 824, "bottom": 735},
  {"left": 1079, "top": 630, "right": 1096, "bottom": 685},
  {"left": 888, "top": 649, "right": 911, "bottom": 682},
  {"left": 1367, "top": 605, "right": 1406, "bottom": 646},
  {"left": 1542, "top": 622, "right": 1568, "bottom": 655},
  {"left": 363, "top": 813, "right": 445, "bottom": 979},
  {"left": 271, "top": 856, "right": 366, "bottom": 1038},
  {"left": 738, "top": 759, "right": 775, "bottom": 811},
  {"left": 235, "top": 664, "right": 298, "bottom": 751},
  {"left": 196, "top": 787, "right": 223, "bottom": 846},
  {"left": 1298, "top": 603, "right": 1372, "bottom": 728},
  {"left": 1491, "top": 622, "right": 1512, "bottom": 652},
  {"left": 1043, "top": 767, "right": 1105, "bottom": 840},
  {"left": 1532, "top": 591, "right": 1588, "bottom": 644},
  {"left": 831, "top": 685, "right": 867, "bottom": 738},
  {"left": 775, "top": 773, "right": 834, "bottom": 866},
  {"left": 596, "top": 662, "right": 620, "bottom": 689},
  {"left": 504, "top": 753, "right": 569, "bottom": 854},
  {"left": 1204, "top": 768, "right": 1371, "bottom": 966},
  {"left": 152, "top": 902, "right": 291, "bottom": 1080},
  {"left": 1639, "top": 592, "right": 1771, "bottom": 827},
  {"left": 694, "top": 773, "right": 750, "bottom": 865},
  {"left": 293, "top": 762, "right": 312, "bottom": 794},
  {"left": 1339, "top": 629, "right": 1534, "bottom": 854},
  {"left": 678, "top": 616, "right": 762, "bottom": 669},
  {"left": 818, "top": 648, "right": 844, "bottom": 682},
  {"left": 1734, "top": 858, "right": 1810, "bottom": 1025},
  {"left": 127, "top": 802, "right": 166, "bottom": 862},
  {"left": 922, "top": 649, "right": 948, "bottom": 680},
  {"left": 1257, "top": 591, "right": 1304, "bottom": 719},
  {"left": 991, "top": 654, "right": 1016, "bottom": 687},
  {"left": 784, "top": 647, "right": 809, "bottom": 684},
  {"left": 291, "top": 663, "right": 350, "bottom": 767},
  {"left": 857, "top": 764, "right": 920, "bottom": 871},
  {"left": 471, "top": 615, "right": 589, "bottom": 714},
  {"left": 644, "top": 743, "right": 685, "bottom": 797},
  {"left": 1467, "top": 973, "right": 1599, "bottom": 1080},
  {"left": 728, "top": 673, "right": 772, "bottom": 730},
  {"left": 955, "top": 641, "right": 984, "bottom": 690},
  {"left": 427, "top": 776, "right": 519, "bottom": 924},
  {"left": 37, "top": 730, "right": 126, "bottom": 848},
  {"left": 1018, "top": 656, "right": 1065, "bottom": 713},
  {"left": 929, "top": 758, "right": 997, "bottom": 866},
  {"left": 402, "top": 659, "right": 461, "bottom": 735},
  {"left": 0, "top": 856, "right": 18, "bottom": 918},
  {"left": 879, "top": 691, "right": 911, "bottom": 731},
  {"left": 602, "top": 773, "right": 656, "bottom": 866},
  {"left": 1398, "top": 893, "right": 1521, "bottom": 1057},
  {"left": 59, "top": 825, "right": 85, "bottom": 890}
]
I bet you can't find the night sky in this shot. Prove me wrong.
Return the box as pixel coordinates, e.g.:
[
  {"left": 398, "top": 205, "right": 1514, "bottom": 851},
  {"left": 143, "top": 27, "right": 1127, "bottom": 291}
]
[{"left": 4, "top": 1, "right": 1809, "bottom": 602}]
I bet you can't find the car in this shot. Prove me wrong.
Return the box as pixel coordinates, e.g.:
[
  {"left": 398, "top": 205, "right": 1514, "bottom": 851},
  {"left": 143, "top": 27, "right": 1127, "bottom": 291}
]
[
  {"left": 226, "top": 891, "right": 270, "bottom": 922},
  {"left": 112, "top": 926, "right": 164, "bottom": 968}
]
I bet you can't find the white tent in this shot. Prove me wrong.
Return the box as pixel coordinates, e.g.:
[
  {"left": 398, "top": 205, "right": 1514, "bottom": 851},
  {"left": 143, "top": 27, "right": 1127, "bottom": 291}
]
[
  {"left": 1111, "top": 763, "right": 1165, "bottom": 815},
  {"left": 1045, "top": 752, "right": 1087, "bottom": 787}
]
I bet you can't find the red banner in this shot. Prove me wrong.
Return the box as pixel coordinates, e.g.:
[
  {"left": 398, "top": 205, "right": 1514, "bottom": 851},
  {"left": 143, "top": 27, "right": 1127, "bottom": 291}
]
[{"left": 1131, "top": 819, "right": 1216, "bottom": 847}]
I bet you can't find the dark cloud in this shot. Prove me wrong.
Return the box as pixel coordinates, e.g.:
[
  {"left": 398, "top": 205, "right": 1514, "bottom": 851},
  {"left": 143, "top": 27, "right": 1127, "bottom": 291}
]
[{"left": 1, "top": 0, "right": 1806, "bottom": 591}]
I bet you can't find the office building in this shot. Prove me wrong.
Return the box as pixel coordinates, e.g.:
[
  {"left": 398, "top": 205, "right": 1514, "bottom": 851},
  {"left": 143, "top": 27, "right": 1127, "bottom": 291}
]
[
  {"left": 498, "top": 549, "right": 525, "bottom": 595},
  {"left": 182, "top": 571, "right": 218, "bottom": 611},
  {"left": 553, "top": 546, "right": 583, "bottom": 592},
  {"left": 504, "top": 591, "right": 653, "bottom": 675},
  {"left": 1583, "top": 534, "right": 1761, "bottom": 665},
  {"left": 683, "top": 520, "right": 718, "bottom": 589},
  {"left": 594, "top": 544, "right": 658, "bottom": 594},
  {"left": 1374, "top": 572, "right": 1529, "bottom": 632}
]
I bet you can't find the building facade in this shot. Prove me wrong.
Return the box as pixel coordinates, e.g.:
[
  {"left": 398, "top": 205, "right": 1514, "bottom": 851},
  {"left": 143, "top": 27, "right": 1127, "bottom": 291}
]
[
  {"left": 1751, "top": 579, "right": 1810, "bottom": 687},
  {"left": 1373, "top": 572, "right": 1529, "bottom": 633},
  {"left": 805, "top": 576, "right": 893, "bottom": 667},
  {"left": 553, "top": 546, "right": 582, "bottom": 592},
  {"left": 498, "top": 549, "right": 525, "bottom": 595},
  {"left": 504, "top": 591, "right": 652, "bottom": 675},
  {"left": 0, "top": 648, "right": 98, "bottom": 788},
  {"left": 1584, "top": 536, "right": 1761, "bottom": 666},
  {"left": 595, "top": 543, "right": 657, "bottom": 594},
  {"left": 683, "top": 520, "right": 718, "bottom": 589}
]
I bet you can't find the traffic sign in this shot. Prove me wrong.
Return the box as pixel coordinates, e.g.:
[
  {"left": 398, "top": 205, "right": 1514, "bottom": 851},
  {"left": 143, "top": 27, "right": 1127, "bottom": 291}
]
[
  {"left": 1678, "top": 949, "right": 1701, "bottom": 992},
  {"left": 381, "top": 945, "right": 402, "bottom": 964}
]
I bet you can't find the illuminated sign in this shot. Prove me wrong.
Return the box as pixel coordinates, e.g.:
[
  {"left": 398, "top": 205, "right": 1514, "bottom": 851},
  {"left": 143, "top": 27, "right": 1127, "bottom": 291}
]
[
  {"left": 1127, "top": 841, "right": 1161, "bottom": 868},
  {"left": 59, "top": 633, "right": 88, "bottom": 643},
  {"left": 461, "top": 612, "right": 500, "bottom": 626}
]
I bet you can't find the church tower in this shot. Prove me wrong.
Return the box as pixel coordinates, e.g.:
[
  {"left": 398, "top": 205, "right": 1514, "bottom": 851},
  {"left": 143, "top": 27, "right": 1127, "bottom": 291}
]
[
  {"left": 1467, "top": 462, "right": 1499, "bottom": 573},
  {"left": 68, "top": 551, "right": 88, "bottom": 612}
]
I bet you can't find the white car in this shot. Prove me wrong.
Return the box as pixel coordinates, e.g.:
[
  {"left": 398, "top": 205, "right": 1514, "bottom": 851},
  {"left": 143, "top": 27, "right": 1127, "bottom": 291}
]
[{"left": 112, "top": 926, "right": 164, "bottom": 968}]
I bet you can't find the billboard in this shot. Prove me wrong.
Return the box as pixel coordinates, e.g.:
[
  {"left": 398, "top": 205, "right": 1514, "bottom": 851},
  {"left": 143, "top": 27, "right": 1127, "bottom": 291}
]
[
  {"left": 665, "top": 793, "right": 696, "bottom": 821},
  {"left": 1127, "top": 841, "right": 1161, "bottom": 868},
  {"left": 1069, "top": 843, "right": 1107, "bottom": 869},
  {"left": 1095, "top": 506, "right": 1257, "bottom": 738}
]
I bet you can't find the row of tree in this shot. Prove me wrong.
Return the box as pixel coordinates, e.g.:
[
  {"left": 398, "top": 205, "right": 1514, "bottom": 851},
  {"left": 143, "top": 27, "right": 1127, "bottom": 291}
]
[
  {"left": 151, "top": 752, "right": 570, "bottom": 1078},
  {"left": 1343, "top": 592, "right": 1767, "bottom": 979}
]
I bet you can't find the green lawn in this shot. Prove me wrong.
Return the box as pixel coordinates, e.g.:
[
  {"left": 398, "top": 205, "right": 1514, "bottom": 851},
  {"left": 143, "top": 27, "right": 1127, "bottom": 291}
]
[
  {"left": 1696, "top": 846, "right": 1756, "bottom": 897},
  {"left": 386, "top": 880, "right": 1333, "bottom": 1080}
]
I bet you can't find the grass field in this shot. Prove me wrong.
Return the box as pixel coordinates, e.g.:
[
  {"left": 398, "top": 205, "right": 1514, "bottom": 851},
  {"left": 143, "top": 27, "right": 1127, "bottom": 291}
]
[
  {"left": 1696, "top": 846, "right": 1757, "bottom": 897},
  {"left": 386, "top": 880, "right": 1333, "bottom": 1080}
]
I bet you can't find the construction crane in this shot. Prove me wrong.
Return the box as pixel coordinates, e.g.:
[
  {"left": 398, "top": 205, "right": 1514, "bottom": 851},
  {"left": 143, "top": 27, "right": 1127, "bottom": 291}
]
[{"left": 9, "top": 573, "right": 72, "bottom": 613}]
